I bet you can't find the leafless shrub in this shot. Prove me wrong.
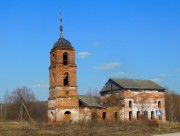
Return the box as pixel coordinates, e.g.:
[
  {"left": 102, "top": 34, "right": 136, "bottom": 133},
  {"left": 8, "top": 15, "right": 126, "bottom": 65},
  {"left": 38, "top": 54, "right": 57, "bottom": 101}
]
[{"left": 5, "top": 86, "right": 36, "bottom": 121}]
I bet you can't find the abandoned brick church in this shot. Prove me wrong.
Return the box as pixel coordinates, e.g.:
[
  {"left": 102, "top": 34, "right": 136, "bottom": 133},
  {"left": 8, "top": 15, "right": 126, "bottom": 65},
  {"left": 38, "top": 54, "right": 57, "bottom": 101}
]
[{"left": 48, "top": 12, "right": 166, "bottom": 123}]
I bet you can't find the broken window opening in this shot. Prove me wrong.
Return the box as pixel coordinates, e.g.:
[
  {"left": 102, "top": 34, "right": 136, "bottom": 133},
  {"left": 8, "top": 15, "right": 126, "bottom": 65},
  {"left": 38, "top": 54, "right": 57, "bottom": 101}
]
[
  {"left": 51, "top": 111, "right": 53, "bottom": 116},
  {"left": 129, "top": 111, "right": 132, "bottom": 120},
  {"left": 129, "top": 101, "right": 132, "bottom": 108},
  {"left": 102, "top": 112, "right": 106, "bottom": 120},
  {"left": 64, "top": 111, "right": 71, "bottom": 115},
  {"left": 158, "top": 101, "right": 161, "bottom": 108},
  {"left": 114, "top": 112, "right": 118, "bottom": 120},
  {"left": 137, "top": 111, "right": 140, "bottom": 120},
  {"left": 63, "top": 52, "right": 68, "bottom": 65},
  {"left": 151, "top": 111, "right": 154, "bottom": 120},
  {"left": 64, "top": 72, "right": 69, "bottom": 86}
]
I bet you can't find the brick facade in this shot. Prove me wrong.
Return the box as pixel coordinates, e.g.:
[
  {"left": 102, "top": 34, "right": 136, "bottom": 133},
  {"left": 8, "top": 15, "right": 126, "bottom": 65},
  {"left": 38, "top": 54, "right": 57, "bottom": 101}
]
[{"left": 48, "top": 41, "right": 79, "bottom": 123}]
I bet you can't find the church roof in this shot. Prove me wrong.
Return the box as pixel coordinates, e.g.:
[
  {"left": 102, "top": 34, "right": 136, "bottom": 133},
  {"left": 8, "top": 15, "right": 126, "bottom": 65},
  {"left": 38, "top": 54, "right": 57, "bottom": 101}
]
[
  {"left": 53, "top": 38, "right": 74, "bottom": 50},
  {"left": 78, "top": 95, "right": 102, "bottom": 108},
  {"left": 110, "top": 78, "right": 165, "bottom": 90},
  {"left": 101, "top": 78, "right": 165, "bottom": 95},
  {"left": 52, "top": 10, "right": 74, "bottom": 50}
]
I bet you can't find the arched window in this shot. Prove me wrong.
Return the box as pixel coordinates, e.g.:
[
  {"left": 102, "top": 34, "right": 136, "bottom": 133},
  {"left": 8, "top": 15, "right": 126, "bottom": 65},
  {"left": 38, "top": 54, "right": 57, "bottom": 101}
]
[
  {"left": 64, "top": 111, "right": 71, "bottom": 121},
  {"left": 102, "top": 112, "right": 106, "bottom": 120},
  {"left": 129, "top": 101, "right": 132, "bottom": 108},
  {"left": 151, "top": 111, "right": 154, "bottom": 120},
  {"left": 64, "top": 72, "right": 69, "bottom": 86},
  {"left": 129, "top": 111, "right": 132, "bottom": 120},
  {"left": 158, "top": 101, "right": 161, "bottom": 108},
  {"left": 64, "top": 111, "right": 71, "bottom": 115},
  {"left": 63, "top": 52, "right": 68, "bottom": 65},
  {"left": 137, "top": 111, "right": 140, "bottom": 120}
]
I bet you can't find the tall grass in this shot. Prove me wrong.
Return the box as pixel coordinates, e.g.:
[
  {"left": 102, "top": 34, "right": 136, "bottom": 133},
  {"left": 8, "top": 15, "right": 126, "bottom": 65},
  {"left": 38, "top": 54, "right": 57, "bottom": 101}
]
[{"left": 0, "top": 120, "right": 179, "bottom": 136}]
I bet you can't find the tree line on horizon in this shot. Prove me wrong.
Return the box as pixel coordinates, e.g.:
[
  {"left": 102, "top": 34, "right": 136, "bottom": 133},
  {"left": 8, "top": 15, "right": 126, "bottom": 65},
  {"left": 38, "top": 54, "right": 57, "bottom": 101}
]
[{"left": 0, "top": 86, "right": 47, "bottom": 122}]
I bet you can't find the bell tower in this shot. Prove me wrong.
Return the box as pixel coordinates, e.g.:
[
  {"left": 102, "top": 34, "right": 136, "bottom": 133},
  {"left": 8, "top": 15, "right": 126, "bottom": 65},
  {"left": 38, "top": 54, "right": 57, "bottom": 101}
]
[{"left": 48, "top": 10, "right": 79, "bottom": 123}]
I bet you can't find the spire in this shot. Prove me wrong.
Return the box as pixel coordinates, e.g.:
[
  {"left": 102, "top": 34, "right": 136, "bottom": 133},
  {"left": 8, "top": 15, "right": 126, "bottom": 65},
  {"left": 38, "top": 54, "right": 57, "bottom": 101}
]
[{"left": 60, "top": 9, "right": 63, "bottom": 38}]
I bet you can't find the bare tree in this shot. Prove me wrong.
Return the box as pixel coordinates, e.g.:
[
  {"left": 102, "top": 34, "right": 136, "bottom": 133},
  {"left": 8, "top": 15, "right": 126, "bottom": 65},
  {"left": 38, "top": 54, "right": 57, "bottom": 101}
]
[
  {"left": 10, "top": 86, "right": 36, "bottom": 104},
  {"left": 6, "top": 86, "right": 36, "bottom": 120},
  {"left": 165, "top": 88, "right": 177, "bottom": 126},
  {"left": 2, "top": 90, "right": 10, "bottom": 120}
]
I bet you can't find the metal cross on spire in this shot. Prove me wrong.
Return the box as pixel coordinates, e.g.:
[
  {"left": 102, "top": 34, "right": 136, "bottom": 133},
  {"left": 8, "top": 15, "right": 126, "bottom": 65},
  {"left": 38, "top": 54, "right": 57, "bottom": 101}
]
[{"left": 60, "top": 9, "right": 63, "bottom": 38}]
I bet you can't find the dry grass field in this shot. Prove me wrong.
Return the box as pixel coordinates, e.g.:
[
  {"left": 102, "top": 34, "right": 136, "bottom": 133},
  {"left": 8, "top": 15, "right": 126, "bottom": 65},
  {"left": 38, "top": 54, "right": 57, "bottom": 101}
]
[{"left": 0, "top": 121, "right": 179, "bottom": 136}]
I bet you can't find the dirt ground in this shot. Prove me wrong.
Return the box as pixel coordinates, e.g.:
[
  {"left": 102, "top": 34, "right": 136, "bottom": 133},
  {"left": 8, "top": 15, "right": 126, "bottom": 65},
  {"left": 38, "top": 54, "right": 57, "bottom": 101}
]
[
  {"left": 0, "top": 121, "right": 179, "bottom": 136},
  {"left": 154, "top": 132, "right": 180, "bottom": 136}
]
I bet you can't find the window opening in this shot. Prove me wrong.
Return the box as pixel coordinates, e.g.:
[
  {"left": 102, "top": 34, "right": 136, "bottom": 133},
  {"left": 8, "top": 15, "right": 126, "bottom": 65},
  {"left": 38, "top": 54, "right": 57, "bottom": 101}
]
[
  {"left": 129, "top": 111, "right": 132, "bottom": 120},
  {"left": 102, "top": 112, "right": 106, "bottom": 120},
  {"left": 64, "top": 111, "right": 71, "bottom": 115},
  {"left": 64, "top": 72, "right": 69, "bottom": 86},
  {"left": 51, "top": 111, "right": 53, "bottom": 116},
  {"left": 129, "top": 101, "right": 132, "bottom": 108},
  {"left": 158, "top": 101, "right": 161, "bottom": 108},
  {"left": 63, "top": 52, "right": 68, "bottom": 65},
  {"left": 64, "top": 111, "right": 71, "bottom": 121},
  {"left": 137, "top": 111, "right": 140, "bottom": 120},
  {"left": 114, "top": 112, "right": 118, "bottom": 120},
  {"left": 151, "top": 111, "right": 154, "bottom": 120}
]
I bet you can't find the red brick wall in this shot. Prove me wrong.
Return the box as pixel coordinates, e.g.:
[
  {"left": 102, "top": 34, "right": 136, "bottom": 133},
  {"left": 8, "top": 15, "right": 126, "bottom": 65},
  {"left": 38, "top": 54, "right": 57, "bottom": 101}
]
[
  {"left": 48, "top": 47, "right": 79, "bottom": 123},
  {"left": 56, "top": 97, "right": 79, "bottom": 108}
]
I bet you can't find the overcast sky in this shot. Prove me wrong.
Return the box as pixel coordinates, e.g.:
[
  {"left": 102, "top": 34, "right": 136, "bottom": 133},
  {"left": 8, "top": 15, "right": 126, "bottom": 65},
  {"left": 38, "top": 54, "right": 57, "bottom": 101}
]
[{"left": 0, "top": 0, "right": 180, "bottom": 100}]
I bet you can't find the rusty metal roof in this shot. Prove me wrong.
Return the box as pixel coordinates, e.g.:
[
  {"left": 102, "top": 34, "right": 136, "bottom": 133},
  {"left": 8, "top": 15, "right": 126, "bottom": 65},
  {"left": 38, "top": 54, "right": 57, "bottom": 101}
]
[
  {"left": 53, "top": 38, "right": 74, "bottom": 50},
  {"left": 78, "top": 95, "right": 102, "bottom": 108},
  {"left": 110, "top": 78, "right": 165, "bottom": 90},
  {"left": 101, "top": 78, "right": 165, "bottom": 95}
]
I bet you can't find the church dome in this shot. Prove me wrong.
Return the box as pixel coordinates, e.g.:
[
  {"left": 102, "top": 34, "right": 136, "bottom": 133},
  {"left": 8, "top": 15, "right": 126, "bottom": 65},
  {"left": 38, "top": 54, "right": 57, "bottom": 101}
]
[{"left": 53, "top": 38, "right": 74, "bottom": 50}]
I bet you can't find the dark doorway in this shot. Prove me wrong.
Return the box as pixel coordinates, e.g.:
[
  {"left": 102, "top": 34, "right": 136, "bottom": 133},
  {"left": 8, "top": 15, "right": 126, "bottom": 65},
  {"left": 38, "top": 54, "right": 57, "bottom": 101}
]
[{"left": 64, "top": 111, "right": 71, "bottom": 121}]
